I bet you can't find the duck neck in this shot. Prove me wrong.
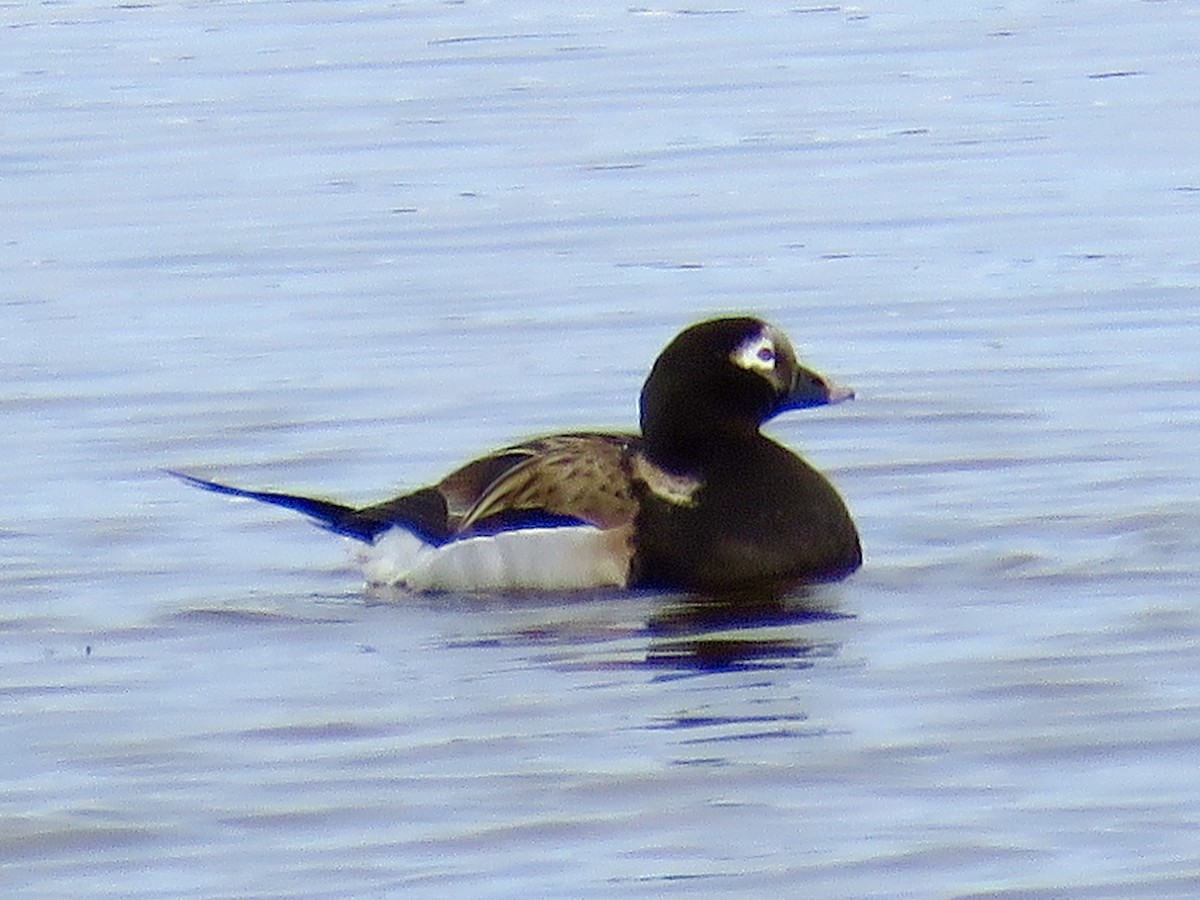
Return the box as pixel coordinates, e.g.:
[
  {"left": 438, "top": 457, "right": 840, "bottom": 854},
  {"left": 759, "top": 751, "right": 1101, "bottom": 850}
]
[{"left": 641, "top": 415, "right": 760, "bottom": 472}]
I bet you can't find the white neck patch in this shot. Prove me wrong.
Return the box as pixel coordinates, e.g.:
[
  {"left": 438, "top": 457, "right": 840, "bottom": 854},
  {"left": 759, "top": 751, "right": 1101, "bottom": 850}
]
[{"left": 631, "top": 454, "right": 701, "bottom": 507}]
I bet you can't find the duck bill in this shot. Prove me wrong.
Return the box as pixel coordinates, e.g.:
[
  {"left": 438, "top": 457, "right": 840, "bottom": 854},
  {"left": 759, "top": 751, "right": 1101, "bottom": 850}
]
[
  {"left": 783, "top": 366, "right": 855, "bottom": 410},
  {"left": 822, "top": 377, "right": 855, "bottom": 405}
]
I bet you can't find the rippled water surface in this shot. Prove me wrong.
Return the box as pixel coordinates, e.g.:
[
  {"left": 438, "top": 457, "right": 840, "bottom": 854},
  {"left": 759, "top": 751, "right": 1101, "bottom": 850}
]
[{"left": 4, "top": 2, "right": 1200, "bottom": 897}]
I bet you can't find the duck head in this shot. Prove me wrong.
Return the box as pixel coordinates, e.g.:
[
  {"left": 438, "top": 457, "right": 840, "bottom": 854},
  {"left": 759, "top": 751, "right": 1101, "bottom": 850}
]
[{"left": 639, "top": 317, "right": 853, "bottom": 455}]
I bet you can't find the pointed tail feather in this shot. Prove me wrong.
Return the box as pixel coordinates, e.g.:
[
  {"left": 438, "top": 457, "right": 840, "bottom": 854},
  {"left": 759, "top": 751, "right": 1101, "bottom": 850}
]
[{"left": 167, "top": 470, "right": 385, "bottom": 542}]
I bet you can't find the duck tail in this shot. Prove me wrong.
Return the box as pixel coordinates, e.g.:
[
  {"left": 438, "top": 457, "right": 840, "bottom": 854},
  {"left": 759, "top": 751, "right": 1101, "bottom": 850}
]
[{"left": 167, "top": 470, "right": 387, "bottom": 542}]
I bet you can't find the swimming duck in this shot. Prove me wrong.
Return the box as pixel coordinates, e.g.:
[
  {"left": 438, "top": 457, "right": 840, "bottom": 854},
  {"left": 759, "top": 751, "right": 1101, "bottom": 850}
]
[{"left": 174, "top": 317, "right": 861, "bottom": 594}]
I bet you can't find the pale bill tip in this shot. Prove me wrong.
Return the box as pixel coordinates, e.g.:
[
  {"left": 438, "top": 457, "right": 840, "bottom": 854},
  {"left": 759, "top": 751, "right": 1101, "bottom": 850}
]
[{"left": 826, "top": 379, "right": 855, "bottom": 404}]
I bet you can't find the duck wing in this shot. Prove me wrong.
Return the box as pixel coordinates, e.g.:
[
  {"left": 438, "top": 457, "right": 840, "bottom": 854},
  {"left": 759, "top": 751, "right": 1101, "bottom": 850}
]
[
  {"left": 445, "top": 432, "right": 639, "bottom": 536},
  {"left": 175, "top": 432, "right": 640, "bottom": 546}
]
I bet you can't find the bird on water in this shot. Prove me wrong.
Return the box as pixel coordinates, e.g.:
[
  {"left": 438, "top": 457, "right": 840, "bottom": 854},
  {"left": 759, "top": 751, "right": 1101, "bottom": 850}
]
[{"left": 174, "top": 316, "right": 861, "bottom": 595}]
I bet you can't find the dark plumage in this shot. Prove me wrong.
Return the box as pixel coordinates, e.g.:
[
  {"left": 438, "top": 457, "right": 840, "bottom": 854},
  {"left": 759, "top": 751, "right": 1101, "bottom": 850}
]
[{"left": 174, "top": 316, "right": 861, "bottom": 593}]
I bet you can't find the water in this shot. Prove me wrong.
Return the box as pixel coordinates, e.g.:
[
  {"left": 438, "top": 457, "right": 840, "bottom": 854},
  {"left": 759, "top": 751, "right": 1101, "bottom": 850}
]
[{"left": 4, "top": 2, "right": 1200, "bottom": 897}]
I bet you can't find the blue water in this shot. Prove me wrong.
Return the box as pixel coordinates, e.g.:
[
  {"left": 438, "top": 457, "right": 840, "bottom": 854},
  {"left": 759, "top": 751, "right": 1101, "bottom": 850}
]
[{"left": 3, "top": 2, "right": 1200, "bottom": 897}]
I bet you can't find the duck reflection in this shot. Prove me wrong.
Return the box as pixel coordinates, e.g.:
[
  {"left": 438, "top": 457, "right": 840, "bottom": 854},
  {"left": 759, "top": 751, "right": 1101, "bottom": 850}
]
[
  {"left": 643, "top": 588, "right": 847, "bottom": 672},
  {"left": 405, "top": 585, "right": 849, "bottom": 674}
]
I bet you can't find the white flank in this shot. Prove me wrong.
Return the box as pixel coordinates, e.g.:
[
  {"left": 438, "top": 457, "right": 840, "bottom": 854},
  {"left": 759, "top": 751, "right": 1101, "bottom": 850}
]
[{"left": 359, "top": 525, "right": 632, "bottom": 592}]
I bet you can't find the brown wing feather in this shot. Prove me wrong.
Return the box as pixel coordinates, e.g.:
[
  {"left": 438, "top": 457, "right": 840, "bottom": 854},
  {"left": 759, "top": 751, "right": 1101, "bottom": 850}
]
[{"left": 443, "top": 433, "right": 638, "bottom": 536}]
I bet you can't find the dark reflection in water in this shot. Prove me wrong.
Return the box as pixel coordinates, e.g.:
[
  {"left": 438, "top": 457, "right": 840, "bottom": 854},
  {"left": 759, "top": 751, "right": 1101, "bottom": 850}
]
[
  {"left": 647, "top": 587, "right": 846, "bottom": 633},
  {"left": 645, "top": 589, "right": 848, "bottom": 673},
  {"left": 644, "top": 633, "right": 838, "bottom": 673},
  {"left": 416, "top": 585, "right": 848, "bottom": 674}
]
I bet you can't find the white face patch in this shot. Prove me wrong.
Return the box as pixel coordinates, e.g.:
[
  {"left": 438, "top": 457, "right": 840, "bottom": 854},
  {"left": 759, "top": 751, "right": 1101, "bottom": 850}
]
[{"left": 730, "top": 328, "right": 778, "bottom": 377}]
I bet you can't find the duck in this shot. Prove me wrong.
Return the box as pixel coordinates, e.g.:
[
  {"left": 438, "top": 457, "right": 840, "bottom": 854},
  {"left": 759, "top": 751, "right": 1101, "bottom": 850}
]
[{"left": 173, "top": 316, "right": 862, "bottom": 594}]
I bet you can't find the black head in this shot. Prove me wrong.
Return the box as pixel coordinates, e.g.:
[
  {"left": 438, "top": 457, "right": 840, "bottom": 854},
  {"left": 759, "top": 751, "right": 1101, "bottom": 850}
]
[{"left": 639, "top": 317, "right": 852, "bottom": 458}]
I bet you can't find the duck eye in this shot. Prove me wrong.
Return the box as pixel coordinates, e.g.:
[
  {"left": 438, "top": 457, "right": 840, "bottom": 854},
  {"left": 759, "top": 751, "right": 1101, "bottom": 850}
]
[{"left": 731, "top": 333, "right": 780, "bottom": 375}]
